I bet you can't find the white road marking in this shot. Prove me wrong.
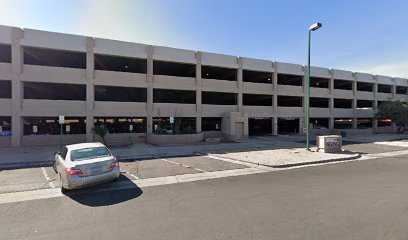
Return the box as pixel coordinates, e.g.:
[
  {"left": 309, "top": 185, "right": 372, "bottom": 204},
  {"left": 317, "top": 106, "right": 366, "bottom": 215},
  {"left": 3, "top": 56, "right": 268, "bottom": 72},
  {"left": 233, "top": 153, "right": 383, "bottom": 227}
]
[
  {"left": 207, "top": 154, "right": 271, "bottom": 170},
  {"left": 120, "top": 168, "right": 139, "bottom": 180},
  {"left": 361, "top": 150, "right": 408, "bottom": 160},
  {"left": 161, "top": 158, "right": 206, "bottom": 173},
  {"left": 41, "top": 167, "right": 55, "bottom": 189},
  {"left": 374, "top": 141, "right": 408, "bottom": 148},
  {"left": 0, "top": 167, "right": 268, "bottom": 205}
]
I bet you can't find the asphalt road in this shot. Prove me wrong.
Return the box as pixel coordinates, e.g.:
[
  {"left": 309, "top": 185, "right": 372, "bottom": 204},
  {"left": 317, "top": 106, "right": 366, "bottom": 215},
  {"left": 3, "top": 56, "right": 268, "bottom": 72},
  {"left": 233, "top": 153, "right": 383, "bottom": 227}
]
[{"left": 1, "top": 154, "right": 408, "bottom": 240}]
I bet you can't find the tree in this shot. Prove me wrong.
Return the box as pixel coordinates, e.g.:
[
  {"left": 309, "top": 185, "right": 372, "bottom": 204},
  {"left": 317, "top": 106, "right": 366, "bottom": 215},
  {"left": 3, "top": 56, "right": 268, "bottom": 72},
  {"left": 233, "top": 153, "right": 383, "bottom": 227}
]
[
  {"left": 375, "top": 101, "right": 408, "bottom": 134},
  {"left": 92, "top": 125, "right": 109, "bottom": 145}
]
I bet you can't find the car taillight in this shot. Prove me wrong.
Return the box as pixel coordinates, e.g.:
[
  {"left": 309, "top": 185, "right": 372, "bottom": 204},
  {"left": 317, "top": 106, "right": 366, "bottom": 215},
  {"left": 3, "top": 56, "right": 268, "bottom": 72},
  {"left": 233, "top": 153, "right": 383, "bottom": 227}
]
[
  {"left": 109, "top": 162, "right": 119, "bottom": 170},
  {"left": 65, "top": 168, "right": 83, "bottom": 175}
]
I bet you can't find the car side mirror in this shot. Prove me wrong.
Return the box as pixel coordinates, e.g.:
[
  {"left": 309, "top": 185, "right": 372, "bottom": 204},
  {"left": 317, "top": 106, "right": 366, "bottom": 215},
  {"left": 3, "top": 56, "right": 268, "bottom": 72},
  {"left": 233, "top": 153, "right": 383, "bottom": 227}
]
[{"left": 54, "top": 151, "right": 60, "bottom": 156}]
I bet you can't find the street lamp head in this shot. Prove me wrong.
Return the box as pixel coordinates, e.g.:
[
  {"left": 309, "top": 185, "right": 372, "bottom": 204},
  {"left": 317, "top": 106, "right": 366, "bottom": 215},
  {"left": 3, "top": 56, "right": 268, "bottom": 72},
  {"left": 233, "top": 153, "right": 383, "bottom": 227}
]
[{"left": 309, "top": 22, "right": 322, "bottom": 31}]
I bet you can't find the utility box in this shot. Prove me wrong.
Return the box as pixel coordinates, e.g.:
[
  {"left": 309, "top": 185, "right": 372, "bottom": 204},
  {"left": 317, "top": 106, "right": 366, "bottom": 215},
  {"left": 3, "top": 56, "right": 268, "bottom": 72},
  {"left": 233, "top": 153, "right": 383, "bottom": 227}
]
[{"left": 316, "top": 135, "right": 342, "bottom": 153}]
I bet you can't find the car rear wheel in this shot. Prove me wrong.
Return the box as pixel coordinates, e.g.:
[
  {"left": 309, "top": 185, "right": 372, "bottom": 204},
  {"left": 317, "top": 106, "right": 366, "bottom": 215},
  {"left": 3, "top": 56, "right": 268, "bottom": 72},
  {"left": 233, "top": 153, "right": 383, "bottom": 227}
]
[{"left": 59, "top": 174, "right": 69, "bottom": 194}]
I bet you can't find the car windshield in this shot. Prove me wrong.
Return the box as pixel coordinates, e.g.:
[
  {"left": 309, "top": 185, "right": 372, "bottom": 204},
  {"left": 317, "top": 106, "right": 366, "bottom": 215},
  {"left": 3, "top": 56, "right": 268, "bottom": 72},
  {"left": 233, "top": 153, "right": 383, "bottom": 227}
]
[{"left": 70, "top": 147, "right": 111, "bottom": 161}]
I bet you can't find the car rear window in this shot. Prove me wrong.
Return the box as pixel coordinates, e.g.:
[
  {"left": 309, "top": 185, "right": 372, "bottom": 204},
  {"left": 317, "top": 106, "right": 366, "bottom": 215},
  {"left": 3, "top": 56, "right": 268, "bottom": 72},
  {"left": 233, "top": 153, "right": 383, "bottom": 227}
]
[{"left": 70, "top": 147, "right": 111, "bottom": 161}]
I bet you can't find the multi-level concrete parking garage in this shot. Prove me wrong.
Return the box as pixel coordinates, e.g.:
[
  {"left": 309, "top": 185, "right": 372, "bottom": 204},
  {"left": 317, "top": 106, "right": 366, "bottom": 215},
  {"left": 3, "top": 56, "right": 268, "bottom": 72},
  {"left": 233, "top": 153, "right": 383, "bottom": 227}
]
[{"left": 0, "top": 25, "right": 407, "bottom": 147}]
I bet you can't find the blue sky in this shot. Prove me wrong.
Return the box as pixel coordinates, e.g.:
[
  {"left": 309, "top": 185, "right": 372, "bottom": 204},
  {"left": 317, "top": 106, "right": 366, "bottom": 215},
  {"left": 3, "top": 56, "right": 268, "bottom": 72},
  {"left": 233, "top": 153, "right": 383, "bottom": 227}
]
[{"left": 1, "top": 0, "right": 407, "bottom": 77}]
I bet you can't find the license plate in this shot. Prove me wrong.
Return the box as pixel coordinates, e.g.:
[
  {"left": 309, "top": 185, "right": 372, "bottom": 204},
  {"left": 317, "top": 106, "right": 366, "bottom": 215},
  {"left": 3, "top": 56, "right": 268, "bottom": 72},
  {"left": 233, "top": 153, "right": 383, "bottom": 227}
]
[{"left": 90, "top": 166, "right": 103, "bottom": 174}]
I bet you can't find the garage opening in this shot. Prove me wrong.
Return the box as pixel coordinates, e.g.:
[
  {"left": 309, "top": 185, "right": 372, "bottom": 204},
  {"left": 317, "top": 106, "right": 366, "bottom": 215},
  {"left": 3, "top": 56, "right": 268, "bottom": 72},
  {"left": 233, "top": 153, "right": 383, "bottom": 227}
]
[
  {"left": 94, "top": 117, "right": 146, "bottom": 133},
  {"left": 277, "top": 74, "right": 303, "bottom": 86},
  {"left": 153, "top": 60, "right": 195, "bottom": 77},
  {"left": 334, "top": 79, "right": 353, "bottom": 90},
  {"left": 310, "top": 118, "right": 329, "bottom": 129},
  {"left": 357, "top": 82, "right": 373, "bottom": 92},
  {"left": 310, "top": 77, "right": 329, "bottom": 89},
  {"left": 243, "top": 70, "right": 272, "bottom": 84},
  {"left": 243, "top": 94, "right": 272, "bottom": 106},
  {"left": 278, "top": 118, "right": 299, "bottom": 134},
  {"left": 278, "top": 95, "right": 302, "bottom": 107},
  {"left": 23, "top": 117, "right": 86, "bottom": 135},
  {"left": 334, "top": 98, "right": 353, "bottom": 108},
  {"left": 357, "top": 100, "right": 373, "bottom": 109},
  {"left": 0, "top": 116, "right": 11, "bottom": 136},
  {"left": 310, "top": 97, "right": 329, "bottom": 108},
  {"left": 357, "top": 118, "right": 373, "bottom": 129},
  {"left": 0, "top": 44, "right": 11, "bottom": 63},
  {"left": 202, "top": 117, "right": 221, "bottom": 131},
  {"left": 334, "top": 118, "right": 352, "bottom": 129},
  {"left": 95, "top": 54, "right": 147, "bottom": 73},
  {"left": 378, "top": 84, "right": 392, "bottom": 93},
  {"left": 95, "top": 85, "right": 147, "bottom": 102},
  {"left": 24, "top": 82, "right": 86, "bottom": 101},
  {"left": 396, "top": 86, "right": 408, "bottom": 95},
  {"left": 153, "top": 117, "right": 196, "bottom": 134},
  {"left": 378, "top": 119, "right": 392, "bottom": 127},
  {"left": 153, "top": 89, "right": 196, "bottom": 104},
  {"left": 202, "top": 91, "right": 237, "bottom": 105},
  {"left": 0, "top": 80, "right": 11, "bottom": 99},
  {"left": 202, "top": 66, "right": 236, "bottom": 81},
  {"left": 24, "top": 47, "right": 86, "bottom": 69},
  {"left": 249, "top": 118, "right": 272, "bottom": 136}
]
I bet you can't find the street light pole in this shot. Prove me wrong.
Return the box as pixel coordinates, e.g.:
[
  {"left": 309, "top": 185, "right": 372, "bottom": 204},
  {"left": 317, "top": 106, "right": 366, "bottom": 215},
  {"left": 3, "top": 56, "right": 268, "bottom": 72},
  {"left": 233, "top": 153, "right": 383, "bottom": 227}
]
[{"left": 306, "top": 22, "right": 322, "bottom": 151}]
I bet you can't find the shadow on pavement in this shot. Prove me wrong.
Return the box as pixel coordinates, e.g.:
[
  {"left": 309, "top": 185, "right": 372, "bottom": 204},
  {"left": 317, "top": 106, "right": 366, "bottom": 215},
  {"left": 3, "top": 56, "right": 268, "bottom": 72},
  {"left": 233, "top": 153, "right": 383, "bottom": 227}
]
[{"left": 64, "top": 174, "right": 143, "bottom": 207}]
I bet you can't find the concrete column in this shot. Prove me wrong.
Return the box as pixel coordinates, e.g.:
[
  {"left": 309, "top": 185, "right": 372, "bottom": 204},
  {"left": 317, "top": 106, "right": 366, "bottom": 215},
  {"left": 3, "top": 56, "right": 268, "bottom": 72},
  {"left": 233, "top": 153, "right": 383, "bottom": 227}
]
[
  {"left": 272, "top": 117, "right": 278, "bottom": 135},
  {"left": 329, "top": 117, "right": 334, "bottom": 129},
  {"left": 237, "top": 57, "right": 243, "bottom": 112},
  {"left": 11, "top": 27, "right": 23, "bottom": 147},
  {"left": 352, "top": 118, "right": 358, "bottom": 129},
  {"left": 196, "top": 90, "right": 202, "bottom": 132},
  {"left": 85, "top": 37, "right": 95, "bottom": 142},
  {"left": 299, "top": 117, "right": 305, "bottom": 134},
  {"left": 237, "top": 57, "right": 243, "bottom": 89},
  {"left": 352, "top": 99, "right": 357, "bottom": 115},
  {"left": 238, "top": 93, "right": 243, "bottom": 112},
  {"left": 302, "top": 66, "right": 307, "bottom": 114},
  {"left": 373, "top": 77, "right": 378, "bottom": 98},
  {"left": 196, "top": 52, "right": 202, "bottom": 133},
  {"left": 329, "top": 70, "right": 334, "bottom": 95},
  {"left": 391, "top": 81, "right": 396, "bottom": 98},
  {"left": 352, "top": 73, "right": 357, "bottom": 97},
  {"left": 86, "top": 37, "right": 95, "bottom": 80},
  {"left": 272, "top": 63, "right": 278, "bottom": 115},
  {"left": 373, "top": 100, "right": 378, "bottom": 132},
  {"left": 329, "top": 97, "right": 334, "bottom": 114},
  {"left": 273, "top": 95, "right": 278, "bottom": 114},
  {"left": 146, "top": 45, "right": 154, "bottom": 134}
]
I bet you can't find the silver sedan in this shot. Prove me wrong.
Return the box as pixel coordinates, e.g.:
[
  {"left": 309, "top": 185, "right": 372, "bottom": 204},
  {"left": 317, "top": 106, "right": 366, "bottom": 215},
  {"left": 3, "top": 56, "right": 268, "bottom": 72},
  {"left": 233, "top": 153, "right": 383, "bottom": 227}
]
[{"left": 53, "top": 142, "right": 120, "bottom": 193}]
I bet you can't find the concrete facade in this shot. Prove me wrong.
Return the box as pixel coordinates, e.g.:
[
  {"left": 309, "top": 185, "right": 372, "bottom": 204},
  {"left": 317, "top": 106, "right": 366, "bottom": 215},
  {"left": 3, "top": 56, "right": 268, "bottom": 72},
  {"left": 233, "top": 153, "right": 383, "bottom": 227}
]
[{"left": 0, "top": 25, "right": 407, "bottom": 146}]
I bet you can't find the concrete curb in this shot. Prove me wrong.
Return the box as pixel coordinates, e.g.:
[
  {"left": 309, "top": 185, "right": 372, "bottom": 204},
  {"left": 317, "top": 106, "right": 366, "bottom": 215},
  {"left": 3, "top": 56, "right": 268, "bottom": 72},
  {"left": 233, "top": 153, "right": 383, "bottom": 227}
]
[
  {"left": 214, "top": 153, "right": 362, "bottom": 169},
  {"left": 0, "top": 161, "right": 52, "bottom": 170},
  {"left": 270, "top": 153, "right": 361, "bottom": 168}
]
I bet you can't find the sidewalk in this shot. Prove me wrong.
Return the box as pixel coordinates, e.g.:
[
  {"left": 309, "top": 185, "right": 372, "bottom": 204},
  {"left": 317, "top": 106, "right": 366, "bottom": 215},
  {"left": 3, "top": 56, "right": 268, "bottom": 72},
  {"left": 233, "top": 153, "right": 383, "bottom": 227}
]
[
  {"left": 1, "top": 133, "right": 407, "bottom": 170},
  {"left": 0, "top": 139, "right": 278, "bottom": 169}
]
